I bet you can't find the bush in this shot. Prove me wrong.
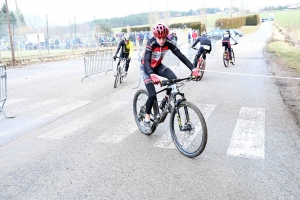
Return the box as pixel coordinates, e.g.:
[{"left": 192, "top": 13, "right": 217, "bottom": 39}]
[
  {"left": 215, "top": 17, "right": 246, "bottom": 29},
  {"left": 246, "top": 14, "right": 260, "bottom": 26},
  {"left": 122, "top": 26, "right": 151, "bottom": 33}
]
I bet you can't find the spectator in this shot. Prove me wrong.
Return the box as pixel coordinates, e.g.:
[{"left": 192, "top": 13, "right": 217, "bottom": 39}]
[
  {"left": 188, "top": 32, "right": 191, "bottom": 44},
  {"left": 139, "top": 31, "right": 144, "bottom": 46},
  {"left": 171, "top": 32, "right": 178, "bottom": 45},
  {"left": 192, "top": 30, "right": 198, "bottom": 43},
  {"left": 55, "top": 38, "right": 59, "bottom": 49}
]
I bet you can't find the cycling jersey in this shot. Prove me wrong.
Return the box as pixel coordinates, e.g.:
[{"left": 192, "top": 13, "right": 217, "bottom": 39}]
[
  {"left": 142, "top": 37, "right": 194, "bottom": 75},
  {"left": 191, "top": 36, "right": 212, "bottom": 54},
  {"left": 115, "top": 40, "right": 134, "bottom": 58}
]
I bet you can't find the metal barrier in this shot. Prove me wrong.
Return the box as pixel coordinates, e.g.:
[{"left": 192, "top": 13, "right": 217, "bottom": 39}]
[
  {"left": 0, "top": 64, "right": 14, "bottom": 118},
  {"left": 81, "top": 50, "right": 114, "bottom": 81},
  {"left": 132, "top": 52, "right": 143, "bottom": 89}
]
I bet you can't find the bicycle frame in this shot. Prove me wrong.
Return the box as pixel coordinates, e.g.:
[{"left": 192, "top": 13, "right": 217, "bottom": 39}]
[
  {"left": 151, "top": 78, "right": 192, "bottom": 131},
  {"left": 196, "top": 50, "right": 207, "bottom": 68},
  {"left": 116, "top": 57, "right": 126, "bottom": 74}
]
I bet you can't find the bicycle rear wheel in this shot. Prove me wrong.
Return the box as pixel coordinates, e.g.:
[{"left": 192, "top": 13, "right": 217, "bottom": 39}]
[
  {"left": 120, "top": 66, "right": 124, "bottom": 83},
  {"left": 223, "top": 51, "right": 229, "bottom": 67},
  {"left": 169, "top": 101, "right": 207, "bottom": 158},
  {"left": 133, "top": 89, "right": 158, "bottom": 135},
  {"left": 114, "top": 66, "right": 120, "bottom": 88},
  {"left": 197, "top": 58, "right": 205, "bottom": 81}
]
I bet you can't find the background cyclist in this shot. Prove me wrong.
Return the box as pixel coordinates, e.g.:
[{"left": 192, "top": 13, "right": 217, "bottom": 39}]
[
  {"left": 113, "top": 34, "right": 134, "bottom": 76},
  {"left": 141, "top": 23, "right": 201, "bottom": 133},
  {"left": 222, "top": 29, "right": 237, "bottom": 64},
  {"left": 190, "top": 31, "right": 212, "bottom": 68}
]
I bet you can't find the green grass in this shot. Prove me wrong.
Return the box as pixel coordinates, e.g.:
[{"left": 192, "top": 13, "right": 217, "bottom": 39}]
[
  {"left": 258, "top": 9, "right": 300, "bottom": 29},
  {"left": 267, "top": 41, "right": 300, "bottom": 73}
]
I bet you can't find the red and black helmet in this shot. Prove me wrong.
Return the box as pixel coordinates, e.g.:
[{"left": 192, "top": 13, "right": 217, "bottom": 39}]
[{"left": 153, "top": 23, "right": 169, "bottom": 38}]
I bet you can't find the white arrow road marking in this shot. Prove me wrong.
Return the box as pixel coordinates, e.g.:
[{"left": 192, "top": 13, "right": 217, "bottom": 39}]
[
  {"left": 227, "top": 107, "right": 265, "bottom": 159},
  {"left": 153, "top": 103, "right": 216, "bottom": 149},
  {"left": 38, "top": 101, "right": 126, "bottom": 140}
]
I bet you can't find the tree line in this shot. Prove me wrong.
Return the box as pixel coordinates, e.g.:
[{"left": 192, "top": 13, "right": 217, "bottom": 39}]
[
  {"left": 95, "top": 8, "right": 222, "bottom": 28},
  {"left": 0, "top": 3, "right": 25, "bottom": 39},
  {"left": 1, "top": 6, "right": 218, "bottom": 39}
]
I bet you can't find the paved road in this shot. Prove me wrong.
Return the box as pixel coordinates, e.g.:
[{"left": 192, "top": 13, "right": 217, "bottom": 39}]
[{"left": 0, "top": 22, "right": 300, "bottom": 199}]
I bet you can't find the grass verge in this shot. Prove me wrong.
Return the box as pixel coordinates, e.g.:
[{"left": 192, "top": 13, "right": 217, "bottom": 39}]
[{"left": 267, "top": 41, "right": 300, "bottom": 72}]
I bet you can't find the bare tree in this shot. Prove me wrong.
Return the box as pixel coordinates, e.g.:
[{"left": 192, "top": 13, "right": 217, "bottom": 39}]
[
  {"left": 164, "top": 0, "right": 170, "bottom": 26},
  {"left": 148, "top": 2, "right": 160, "bottom": 29},
  {"left": 24, "top": 14, "right": 43, "bottom": 29}
]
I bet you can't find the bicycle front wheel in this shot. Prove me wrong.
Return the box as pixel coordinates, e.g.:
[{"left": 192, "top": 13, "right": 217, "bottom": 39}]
[
  {"left": 223, "top": 51, "right": 229, "bottom": 67},
  {"left": 133, "top": 89, "right": 158, "bottom": 135},
  {"left": 170, "top": 101, "right": 207, "bottom": 158},
  {"left": 119, "top": 66, "right": 124, "bottom": 83},
  {"left": 231, "top": 50, "right": 235, "bottom": 65},
  {"left": 114, "top": 66, "right": 120, "bottom": 88}
]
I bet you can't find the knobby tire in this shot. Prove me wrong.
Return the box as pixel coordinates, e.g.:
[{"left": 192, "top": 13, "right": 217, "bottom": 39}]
[
  {"left": 133, "top": 89, "right": 158, "bottom": 135},
  {"left": 169, "top": 101, "right": 207, "bottom": 158}
]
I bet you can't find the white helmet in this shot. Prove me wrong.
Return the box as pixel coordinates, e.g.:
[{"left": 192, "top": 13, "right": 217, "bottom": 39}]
[
  {"left": 201, "top": 31, "right": 207, "bottom": 36},
  {"left": 123, "top": 34, "right": 129, "bottom": 41}
]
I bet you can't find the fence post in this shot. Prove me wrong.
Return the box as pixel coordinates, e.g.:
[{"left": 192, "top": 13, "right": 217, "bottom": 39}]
[{"left": 0, "top": 64, "right": 15, "bottom": 118}]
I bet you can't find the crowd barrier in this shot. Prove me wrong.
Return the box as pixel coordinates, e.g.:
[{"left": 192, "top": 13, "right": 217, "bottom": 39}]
[
  {"left": 81, "top": 50, "right": 114, "bottom": 81},
  {"left": 132, "top": 52, "right": 143, "bottom": 89},
  {"left": 0, "top": 64, "right": 14, "bottom": 118}
]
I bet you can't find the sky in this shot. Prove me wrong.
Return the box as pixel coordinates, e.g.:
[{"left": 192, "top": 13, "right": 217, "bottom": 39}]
[{"left": 3, "top": 0, "right": 300, "bottom": 26}]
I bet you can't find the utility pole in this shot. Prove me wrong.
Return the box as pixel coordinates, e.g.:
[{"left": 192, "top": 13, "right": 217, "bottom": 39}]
[
  {"left": 74, "top": 15, "right": 76, "bottom": 40},
  {"left": 231, "top": 0, "right": 234, "bottom": 18},
  {"left": 5, "top": 0, "right": 15, "bottom": 66},
  {"left": 204, "top": 0, "right": 207, "bottom": 30},
  {"left": 240, "top": 0, "right": 244, "bottom": 15},
  {"left": 46, "top": 14, "right": 49, "bottom": 54}
]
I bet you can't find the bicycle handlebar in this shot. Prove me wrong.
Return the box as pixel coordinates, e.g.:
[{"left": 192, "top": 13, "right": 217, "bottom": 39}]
[{"left": 160, "top": 76, "right": 194, "bottom": 87}]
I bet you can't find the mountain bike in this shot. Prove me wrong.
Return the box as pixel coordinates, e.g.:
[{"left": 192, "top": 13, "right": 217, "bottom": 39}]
[
  {"left": 223, "top": 43, "right": 237, "bottom": 67},
  {"left": 191, "top": 45, "right": 210, "bottom": 81},
  {"left": 133, "top": 77, "right": 208, "bottom": 158},
  {"left": 114, "top": 57, "right": 127, "bottom": 88}
]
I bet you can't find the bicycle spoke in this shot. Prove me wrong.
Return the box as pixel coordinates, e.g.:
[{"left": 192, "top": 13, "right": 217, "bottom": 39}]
[{"left": 170, "top": 102, "right": 207, "bottom": 157}]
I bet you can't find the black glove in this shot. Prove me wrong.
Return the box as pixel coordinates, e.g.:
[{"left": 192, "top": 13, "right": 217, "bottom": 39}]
[{"left": 113, "top": 55, "right": 117, "bottom": 61}]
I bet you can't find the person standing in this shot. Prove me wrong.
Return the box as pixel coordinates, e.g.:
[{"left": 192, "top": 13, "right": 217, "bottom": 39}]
[
  {"left": 192, "top": 30, "right": 198, "bottom": 43},
  {"left": 188, "top": 32, "right": 191, "bottom": 44}
]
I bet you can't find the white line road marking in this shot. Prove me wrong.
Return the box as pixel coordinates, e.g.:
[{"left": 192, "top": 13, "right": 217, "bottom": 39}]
[
  {"left": 227, "top": 107, "right": 265, "bottom": 159},
  {"left": 93, "top": 120, "right": 137, "bottom": 144},
  {"left": 42, "top": 100, "right": 91, "bottom": 118},
  {"left": 38, "top": 101, "right": 127, "bottom": 140},
  {"left": 153, "top": 103, "right": 216, "bottom": 149},
  {"left": 4, "top": 98, "right": 27, "bottom": 106},
  {"left": 0, "top": 100, "right": 91, "bottom": 140}
]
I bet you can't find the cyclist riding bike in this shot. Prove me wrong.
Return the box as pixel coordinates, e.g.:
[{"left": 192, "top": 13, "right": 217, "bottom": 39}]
[
  {"left": 222, "top": 29, "right": 237, "bottom": 64},
  {"left": 113, "top": 34, "right": 134, "bottom": 77},
  {"left": 141, "top": 23, "right": 201, "bottom": 133},
  {"left": 190, "top": 31, "right": 212, "bottom": 68}
]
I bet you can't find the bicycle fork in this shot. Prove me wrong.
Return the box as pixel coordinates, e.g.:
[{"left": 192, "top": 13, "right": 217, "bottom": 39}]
[{"left": 175, "top": 106, "right": 192, "bottom": 131}]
